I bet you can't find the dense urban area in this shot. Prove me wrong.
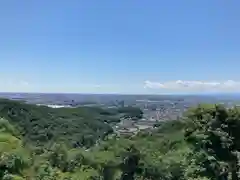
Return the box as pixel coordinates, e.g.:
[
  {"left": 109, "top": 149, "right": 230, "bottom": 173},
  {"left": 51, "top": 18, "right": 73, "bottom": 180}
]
[{"left": 1, "top": 93, "right": 240, "bottom": 179}]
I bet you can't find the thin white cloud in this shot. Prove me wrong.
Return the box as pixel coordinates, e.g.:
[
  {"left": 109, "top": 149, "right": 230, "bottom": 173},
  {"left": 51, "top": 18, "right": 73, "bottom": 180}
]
[
  {"left": 78, "top": 84, "right": 102, "bottom": 88},
  {"left": 144, "top": 80, "right": 240, "bottom": 92},
  {"left": 19, "top": 81, "right": 30, "bottom": 86},
  {"left": 0, "top": 78, "right": 32, "bottom": 92}
]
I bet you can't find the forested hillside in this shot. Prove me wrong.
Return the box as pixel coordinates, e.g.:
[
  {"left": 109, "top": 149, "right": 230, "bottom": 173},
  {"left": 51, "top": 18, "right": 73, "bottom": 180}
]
[
  {"left": 1, "top": 99, "right": 240, "bottom": 179},
  {"left": 0, "top": 99, "right": 142, "bottom": 148}
]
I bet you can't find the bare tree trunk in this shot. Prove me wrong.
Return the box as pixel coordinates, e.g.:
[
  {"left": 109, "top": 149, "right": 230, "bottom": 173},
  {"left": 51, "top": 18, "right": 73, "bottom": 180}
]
[{"left": 230, "top": 160, "right": 238, "bottom": 180}]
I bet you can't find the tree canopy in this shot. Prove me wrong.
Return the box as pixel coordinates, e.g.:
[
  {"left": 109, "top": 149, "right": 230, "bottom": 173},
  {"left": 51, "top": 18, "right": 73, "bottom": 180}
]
[{"left": 0, "top": 99, "right": 142, "bottom": 148}]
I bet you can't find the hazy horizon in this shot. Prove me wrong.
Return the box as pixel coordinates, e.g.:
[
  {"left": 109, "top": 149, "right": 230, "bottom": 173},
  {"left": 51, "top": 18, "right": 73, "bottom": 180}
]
[{"left": 1, "top": 91, "right": 240, "bottom": 97}]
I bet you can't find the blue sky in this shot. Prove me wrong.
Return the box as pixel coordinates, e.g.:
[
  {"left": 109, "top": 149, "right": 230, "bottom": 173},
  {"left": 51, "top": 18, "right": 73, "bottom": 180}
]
[{"left": 0, "top": 1, "right": 240, "bottom": 94}]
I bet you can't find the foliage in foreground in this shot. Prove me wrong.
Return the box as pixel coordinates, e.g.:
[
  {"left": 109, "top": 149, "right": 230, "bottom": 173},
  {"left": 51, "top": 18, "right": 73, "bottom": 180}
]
[{"left": 2, "top": 100, "right": 240, "bottom": 179}]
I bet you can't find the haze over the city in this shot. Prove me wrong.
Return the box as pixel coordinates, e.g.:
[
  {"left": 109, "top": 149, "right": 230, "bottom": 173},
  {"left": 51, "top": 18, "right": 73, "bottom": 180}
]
[{"left": 0, "top": 1, "right": 239, "bottom": 94}]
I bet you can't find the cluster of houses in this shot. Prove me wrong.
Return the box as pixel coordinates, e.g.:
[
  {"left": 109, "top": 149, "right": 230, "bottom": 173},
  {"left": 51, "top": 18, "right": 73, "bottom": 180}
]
[{"left": 114, "top": 117, "right": 158, "bottom": 135}]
